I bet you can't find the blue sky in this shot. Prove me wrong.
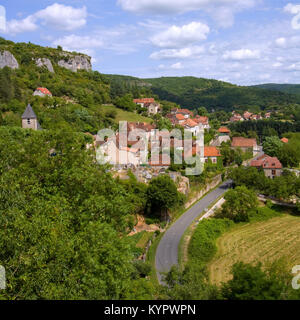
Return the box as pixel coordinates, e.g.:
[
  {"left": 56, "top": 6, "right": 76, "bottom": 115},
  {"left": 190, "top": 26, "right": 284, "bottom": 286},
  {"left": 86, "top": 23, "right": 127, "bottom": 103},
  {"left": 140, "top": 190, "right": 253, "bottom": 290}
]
[{"left": 1, "top": 0, "right": 300, "bottom": 85}]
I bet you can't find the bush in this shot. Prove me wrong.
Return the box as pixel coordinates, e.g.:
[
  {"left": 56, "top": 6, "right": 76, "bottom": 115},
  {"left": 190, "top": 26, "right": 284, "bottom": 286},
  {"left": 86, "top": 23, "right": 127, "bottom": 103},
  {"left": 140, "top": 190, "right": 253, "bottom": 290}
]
[
  {"left": 189, "top": 218, "right": 234, "bottom": 265},
  {"left": 145, "top": 218, "right": 160, "bottom": 225},
  {"left": 133, "top": 261, "right": 152, "bottom": 278}
]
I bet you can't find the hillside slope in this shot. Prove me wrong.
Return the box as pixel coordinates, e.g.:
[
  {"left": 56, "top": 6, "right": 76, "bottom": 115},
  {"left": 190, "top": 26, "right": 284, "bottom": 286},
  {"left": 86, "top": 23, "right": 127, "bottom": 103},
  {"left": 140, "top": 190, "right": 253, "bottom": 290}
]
[
  {"left": 108, "top": 74, "right": 300, "bottom": 111},
  {"left": 252, "top": 83, "right": 300, "bottom": 96},
  {"left": 0, "top": 38, "right": 152, "bottom": 134}
]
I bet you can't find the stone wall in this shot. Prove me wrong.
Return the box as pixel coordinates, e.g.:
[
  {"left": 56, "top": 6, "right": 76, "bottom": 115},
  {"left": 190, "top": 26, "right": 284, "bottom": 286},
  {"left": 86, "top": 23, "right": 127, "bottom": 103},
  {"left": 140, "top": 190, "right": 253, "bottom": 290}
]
[{"left": 185, "top": 174, "right": 222, "bottom": 209}]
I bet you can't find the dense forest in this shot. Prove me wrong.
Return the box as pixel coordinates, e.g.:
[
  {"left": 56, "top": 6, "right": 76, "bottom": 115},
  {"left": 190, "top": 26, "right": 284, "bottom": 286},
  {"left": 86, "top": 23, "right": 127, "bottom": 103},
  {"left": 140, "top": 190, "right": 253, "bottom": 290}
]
[
  {"left": 108, "top": 74, "right": 300, "bottom": 111},
  {"left": 253, "top": 83, "right": 300, "bottom": 96}
]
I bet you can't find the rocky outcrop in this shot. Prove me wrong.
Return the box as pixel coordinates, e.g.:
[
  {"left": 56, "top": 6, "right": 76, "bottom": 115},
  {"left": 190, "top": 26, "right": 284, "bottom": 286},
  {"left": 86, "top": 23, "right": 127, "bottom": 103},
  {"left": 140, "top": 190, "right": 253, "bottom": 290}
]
[
  {"left": 0, "top": 51, "right": 19, "bottom": 69},
  {"left": 58, "top": 54, "right": 92, "bottom": 72},
  {"left": 35, "top": 58, "right": 54, "bottom": 73}
]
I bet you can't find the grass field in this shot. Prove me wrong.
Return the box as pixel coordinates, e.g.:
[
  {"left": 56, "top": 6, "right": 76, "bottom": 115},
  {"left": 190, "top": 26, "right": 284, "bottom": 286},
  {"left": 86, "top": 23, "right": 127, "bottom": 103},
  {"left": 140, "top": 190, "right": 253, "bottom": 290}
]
[
  {"left": 100, "top": 105, "right": 153, "bottom": 123},
  {"left": 208, "top": 214, "right": 300, "bottom": 285}
]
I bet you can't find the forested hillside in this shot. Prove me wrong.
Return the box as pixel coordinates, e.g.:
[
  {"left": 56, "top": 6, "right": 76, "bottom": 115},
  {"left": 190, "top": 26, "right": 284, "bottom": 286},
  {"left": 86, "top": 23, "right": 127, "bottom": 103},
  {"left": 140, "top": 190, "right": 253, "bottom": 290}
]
[
  {"left": 253, "top": 83, "right": 300, "bottom": 96},
  {"left": 108, "top": 74, "right": 300, "bottom": 111}
]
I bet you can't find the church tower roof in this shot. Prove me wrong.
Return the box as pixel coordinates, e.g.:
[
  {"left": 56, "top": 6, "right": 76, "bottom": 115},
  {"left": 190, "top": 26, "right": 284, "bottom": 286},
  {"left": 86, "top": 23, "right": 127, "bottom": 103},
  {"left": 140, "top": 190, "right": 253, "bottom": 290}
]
[{"left": 22, "top": 104, "right": 37, "bottom": 119}]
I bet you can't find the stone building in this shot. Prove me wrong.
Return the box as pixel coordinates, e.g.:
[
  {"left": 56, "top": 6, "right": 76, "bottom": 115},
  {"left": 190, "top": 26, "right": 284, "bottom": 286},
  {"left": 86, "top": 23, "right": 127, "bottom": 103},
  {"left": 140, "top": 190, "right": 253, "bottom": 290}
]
[
  {"left": 33, "top": 87, "right": 52, "bottom": 97},
  {"left": 21, "top": 104, "right": 42, "bottom": 131},
  {"left": 250, "top": 154, "right": 283, "bottom": 179}
]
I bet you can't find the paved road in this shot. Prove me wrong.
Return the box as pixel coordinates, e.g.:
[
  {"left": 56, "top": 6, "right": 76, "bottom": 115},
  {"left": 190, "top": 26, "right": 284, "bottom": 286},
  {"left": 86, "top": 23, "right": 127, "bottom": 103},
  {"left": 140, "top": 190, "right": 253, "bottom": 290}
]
[{"left": 155, "top": 180, "right": 232, "bottom": 284}]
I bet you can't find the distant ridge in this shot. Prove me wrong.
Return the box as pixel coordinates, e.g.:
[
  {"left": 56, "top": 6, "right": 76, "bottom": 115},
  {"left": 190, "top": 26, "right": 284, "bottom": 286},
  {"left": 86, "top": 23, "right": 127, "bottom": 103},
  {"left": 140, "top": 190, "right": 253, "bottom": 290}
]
[
  {"left": 252, "top": 83, "right": 300, "bottom": 96},
  {"left": 108, "top": 75, "right": 300, "bottom": 111}
]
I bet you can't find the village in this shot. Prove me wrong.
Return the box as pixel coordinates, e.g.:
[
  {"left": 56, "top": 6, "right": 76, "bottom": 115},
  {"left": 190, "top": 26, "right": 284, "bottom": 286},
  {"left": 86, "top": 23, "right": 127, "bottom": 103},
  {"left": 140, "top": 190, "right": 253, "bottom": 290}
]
[{"left": 21, "top": 89, "right": 293, "bottom": 198}]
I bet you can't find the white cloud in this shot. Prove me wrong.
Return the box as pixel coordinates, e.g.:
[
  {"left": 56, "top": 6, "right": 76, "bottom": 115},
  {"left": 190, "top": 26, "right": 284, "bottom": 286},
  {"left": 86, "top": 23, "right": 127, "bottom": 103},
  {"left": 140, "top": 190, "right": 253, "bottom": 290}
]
[
  {"left": 0, "top": 5, "right": 6, "bottom": 32},
  {"left": 150, "top": 46, "right": 205, "bottom": 59},
  {"left": 35, "top": 3, "right": 87, "bottom": 31},
  {"left": 6, "top": 15, "right": 37, "bottom": 34},
  {"left": 222, "top": 49, "right": 260, "bottom": 60},
  {"left": 171, "top": 62, "right": 183, "bottom": 69},
  {"left": 275, "top": 37, "right": 286, "bottom": 47},
  {"left": 284, "top": 3, "right": 300, "bottom": 30},
  {"left": 158, "top": 62, "right": 183, "bottom": 69},
  {"left": 151, "top": 22, "right": 209, "bottom": 48},
  {"left": 53, "top": 35, "right": 103, "bottom": 51},
  {"left": 118, "top": 0, "right": 255, "bottom": 14},
  {"left": 118, "top": 0, "right": 256, "bottom": 27},
  {"left": 3, "top": 3, "right": 87, "bottom": 35},
  {"left": 274, "top": 36, "right": 300, "bottom": 49},
  {"left": 272, "top": 62, "right": 283, "bottom": 68},
  {"left": 287, "top": 63, "right": 300, "bottom": 71}
]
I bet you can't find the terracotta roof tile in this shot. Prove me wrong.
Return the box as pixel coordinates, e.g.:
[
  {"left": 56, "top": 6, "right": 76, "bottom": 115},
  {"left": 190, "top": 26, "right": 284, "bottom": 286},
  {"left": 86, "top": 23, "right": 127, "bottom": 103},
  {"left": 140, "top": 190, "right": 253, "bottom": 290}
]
[
  {"left": 218, "top": 127, "right": 230, "bottom": 133},
  {"left": 36, "top": 87, "right": 52, "bottom": 96},
  {"left": 232, "top": 137, "right": 257, "bottom": 148}
]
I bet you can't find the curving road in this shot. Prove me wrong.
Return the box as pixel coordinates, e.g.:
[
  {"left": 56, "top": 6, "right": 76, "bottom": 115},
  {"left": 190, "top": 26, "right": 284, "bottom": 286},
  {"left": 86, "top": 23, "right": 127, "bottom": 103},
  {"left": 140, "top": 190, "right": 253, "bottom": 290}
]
[{"left": 155, "top": 180, "right": 232, "bottom": 284}]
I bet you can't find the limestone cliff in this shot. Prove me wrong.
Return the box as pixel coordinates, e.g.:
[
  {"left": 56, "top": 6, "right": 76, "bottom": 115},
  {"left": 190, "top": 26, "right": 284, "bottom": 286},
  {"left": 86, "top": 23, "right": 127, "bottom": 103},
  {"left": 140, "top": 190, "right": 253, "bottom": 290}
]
[
  {"left": 35, "top": 58, "right": 54, "bottom": 73},
  {"left": 0, "top": 50, "right": 19, "bottom": 69},
  {"left": 57, "top": 53, "right": 92, "bottom": 72}
]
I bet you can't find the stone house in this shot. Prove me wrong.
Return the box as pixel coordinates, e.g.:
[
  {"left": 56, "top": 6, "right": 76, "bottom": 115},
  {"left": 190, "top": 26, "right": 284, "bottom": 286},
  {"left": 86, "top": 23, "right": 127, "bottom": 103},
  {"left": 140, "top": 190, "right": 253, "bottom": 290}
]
[
  {"left": 193, "top": 116, "right": 210, "bottom": 130},
  {"left": 204, "top": 146, "right": 221, "bottom": 164},
  {"left": 33, "top": 87, "right": 52, "bottom": 97},
  {"left": 231, "top": 137, "right": 259, "bottom": 156},
  {"left": 181, "top": 118, "right": 201, "bottom": 136},
  {"left": 250, "top": 154, "right": 283, "bottom": 179},
  {"left": 133, "top": 98, "right": 160, "bottom": 115},
  {"left": 133, "top": 98, "right": 155, "bottom": 108},
  {"left": 145, "top": 102, "right": 160, "bottom": 115}
]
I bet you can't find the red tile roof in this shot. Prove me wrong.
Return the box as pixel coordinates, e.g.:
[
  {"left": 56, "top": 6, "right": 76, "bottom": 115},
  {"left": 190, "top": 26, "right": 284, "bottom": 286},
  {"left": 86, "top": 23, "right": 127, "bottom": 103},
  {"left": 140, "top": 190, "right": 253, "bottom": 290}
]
[
  {"left": 189, "top": 146, "right": 221, "bottom": 157},
  {"left": 176, "top": 114, "right": 186, "bottom": 121},
  {"left": 183, "top": 118, "right": 198, "bottom": 128},
  {"left": 36, "top": 87, "right": 52, "bottom": 96},
  {"left": 232, "top": 137, "right": 257, "bottom": 148},
  {"left": 204, "top": 146, "right": 221, "bottom": 157},
  {"left": 243, "top": 111, "right": 253, "bottom": 119},
  {"left": 194, "top": 116, "right": 208, "bottom": 125},
  {"left": 250, "top": 155, "right": 282, "bottom": 169},
  {"left": 281, "top": 137, "right": 289, "bottom": 143},
  {"left": 133, "top": 98, "right": 155, "bottom": 104},
  {"left": 177, "top": 109, "right": 193, "bottom": 116},
  {"left": 218, "top": 127, "right": 231, "bottom": 133}
]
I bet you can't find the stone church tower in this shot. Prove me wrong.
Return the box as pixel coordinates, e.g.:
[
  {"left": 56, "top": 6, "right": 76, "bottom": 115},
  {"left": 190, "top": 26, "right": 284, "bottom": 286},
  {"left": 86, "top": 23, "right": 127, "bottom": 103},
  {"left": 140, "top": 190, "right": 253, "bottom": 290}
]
[{"left": 21, "top": 104, "right": 42, "bottom": 130}]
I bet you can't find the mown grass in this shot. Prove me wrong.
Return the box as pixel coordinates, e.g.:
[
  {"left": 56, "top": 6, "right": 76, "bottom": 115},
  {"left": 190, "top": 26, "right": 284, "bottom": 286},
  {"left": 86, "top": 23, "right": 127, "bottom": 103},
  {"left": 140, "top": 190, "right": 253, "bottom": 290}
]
[
  {"left": 100, "top": 105, "right": 153, "bottom": 123},
  {"left": 208, "top": 213, "right": 300, "bottom": 286}
]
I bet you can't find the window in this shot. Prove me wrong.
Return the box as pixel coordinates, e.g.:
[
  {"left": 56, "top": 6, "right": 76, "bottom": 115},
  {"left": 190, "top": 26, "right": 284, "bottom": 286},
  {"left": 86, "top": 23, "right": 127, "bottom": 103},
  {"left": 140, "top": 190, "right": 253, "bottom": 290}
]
[
  {"left": 27, "top": 119, "right": 31, "bottom": 124},
  {"left": 272, "top": 170, "right": 276, "bottom": 176}
]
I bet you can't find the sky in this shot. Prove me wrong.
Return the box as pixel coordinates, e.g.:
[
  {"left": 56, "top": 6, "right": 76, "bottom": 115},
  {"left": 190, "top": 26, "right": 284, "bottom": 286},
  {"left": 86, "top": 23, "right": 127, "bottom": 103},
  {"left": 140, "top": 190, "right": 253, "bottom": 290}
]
[{"left": 1, "top": 0, "right": 300, "bottom": 85}]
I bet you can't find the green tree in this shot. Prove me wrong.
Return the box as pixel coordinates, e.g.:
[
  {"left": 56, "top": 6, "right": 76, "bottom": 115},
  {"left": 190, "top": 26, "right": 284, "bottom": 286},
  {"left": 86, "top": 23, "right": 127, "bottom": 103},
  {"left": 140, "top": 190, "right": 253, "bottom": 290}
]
[
  {"left": 263, "top": 136, "right": 283, "bottom": 158},
  {"left": 114, "top": 94, "right": 136, "bottom": 112},
  {"left": 222, "top": 262, "right": 289, "bottom": 300},
  {"left": 219, "top": 186, "right": 259, "bottom": 222},
  {"left": 146, "top": 175, "right": 182, "bottom": 220}
]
